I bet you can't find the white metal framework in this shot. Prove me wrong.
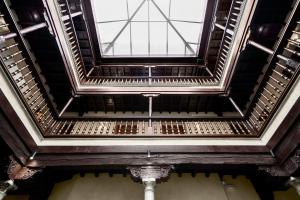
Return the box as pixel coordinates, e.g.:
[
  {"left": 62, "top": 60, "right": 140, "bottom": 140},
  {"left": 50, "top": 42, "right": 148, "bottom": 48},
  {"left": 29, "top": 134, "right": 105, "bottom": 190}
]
[{"left": 91, "top": 0, "right": 208, "bottom": 57}]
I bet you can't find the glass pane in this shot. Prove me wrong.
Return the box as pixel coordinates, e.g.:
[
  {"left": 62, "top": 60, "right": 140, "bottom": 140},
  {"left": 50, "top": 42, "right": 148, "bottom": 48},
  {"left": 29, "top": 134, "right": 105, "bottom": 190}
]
[
  {"left": 97, "top": 21, "right": 127, "bottom": 43},
  {"left": 172, "top": 21, "right": 203, "bottom": 44},
  {"left": 170, "top": 0, "right": 207, "bottom": 22},
  {"left": 128, "top": 0, "right": 144, "bottom": 16},
  {"left": 92, "top": 0, "right": 127, "bottom": 22},
  {"left": 131, "top": 22, "right": 148, "bottom": 55},
  {"left": 168, "top": 24, "right": 185, "bottom": 55},
  {"left": 101, "top": 43, "right": 113, "bottom": 56},
  {"left": 149, "top": 2, "right": 166, "bottom": 21},
  {"left": 131, "top": 1, "right": 148, "bottom": 21},
  {"left": 114, "top": 26, "right": 131, "bottom": 56},
  {"left": 150, "top": 22, "right": 167, "bottom": 55},
  {"left": 188, "top": 44, "right": 198, "bottom": 55},
  {"left": 155, "top": 0, "right": 170, "bottom": 16}
]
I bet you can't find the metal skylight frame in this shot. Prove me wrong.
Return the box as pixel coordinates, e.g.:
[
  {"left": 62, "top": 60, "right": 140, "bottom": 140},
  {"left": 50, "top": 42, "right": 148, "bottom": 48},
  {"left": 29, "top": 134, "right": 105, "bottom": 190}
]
[{"left": 90, "top": 0, "right": 208, "bottom": 57}]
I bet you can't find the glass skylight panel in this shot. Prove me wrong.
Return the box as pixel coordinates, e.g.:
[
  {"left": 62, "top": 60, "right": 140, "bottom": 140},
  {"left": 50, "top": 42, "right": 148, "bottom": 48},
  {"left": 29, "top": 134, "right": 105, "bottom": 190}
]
[
  {"left": 131, "top": 22, "right": 148, "bottom": 55},
  {"left": 91, "top": 0, "right": 208, "bottom": 57}
]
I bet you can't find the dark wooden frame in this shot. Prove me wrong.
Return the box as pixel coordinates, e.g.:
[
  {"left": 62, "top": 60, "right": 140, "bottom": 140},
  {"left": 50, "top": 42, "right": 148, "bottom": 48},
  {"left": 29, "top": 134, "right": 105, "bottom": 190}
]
[{"left": 1, "top": 89, "right": 299, "bottom": 169}]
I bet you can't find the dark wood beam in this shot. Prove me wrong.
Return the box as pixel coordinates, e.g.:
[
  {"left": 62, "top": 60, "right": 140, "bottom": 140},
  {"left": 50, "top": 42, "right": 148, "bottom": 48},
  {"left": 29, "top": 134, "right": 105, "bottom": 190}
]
[
  {"left": 267, "top": 97, "right": 300, "bottom": 150},
  {"left": 36, "top": 145, "right": 270, "bottom": 154},
  {"left": 33, "top": 153, "right": 276, "bottom": 167},
  {"left": 0, "top": 90, "right": 37, "bottom": 162}
]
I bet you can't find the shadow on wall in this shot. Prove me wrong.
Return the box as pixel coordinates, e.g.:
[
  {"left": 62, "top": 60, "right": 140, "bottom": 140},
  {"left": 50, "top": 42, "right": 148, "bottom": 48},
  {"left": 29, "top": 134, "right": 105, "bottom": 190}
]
[
  {"left": 274, "top": 188, "right": 300, "bottom": 200},
  {"left": 3, "top": 174, "right": 300, "bottom": 200},
  {"left": 3, "top": 195, "right": 29, "bottom": 200},
  {"left": 48, "top": 173, "right": 260, "bottom": 200}
]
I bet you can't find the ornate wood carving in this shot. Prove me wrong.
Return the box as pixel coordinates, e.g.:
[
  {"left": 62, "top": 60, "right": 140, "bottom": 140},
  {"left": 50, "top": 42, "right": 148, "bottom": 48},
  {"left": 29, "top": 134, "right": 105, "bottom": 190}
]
[
  {"left": 259, "top": 149, "right": 300, "bottom": 177},
  {"left": 258, "top": 166, "right": 288, "bottom": 177},
  {"left": 7, "top": 157, "right": 41, "bottom": 180},
  {"left": 282, "top": 150, "right": 300, "bottom": 175},
  {"left": 128, "top": 166, "right": 173, "bottom": 182}
]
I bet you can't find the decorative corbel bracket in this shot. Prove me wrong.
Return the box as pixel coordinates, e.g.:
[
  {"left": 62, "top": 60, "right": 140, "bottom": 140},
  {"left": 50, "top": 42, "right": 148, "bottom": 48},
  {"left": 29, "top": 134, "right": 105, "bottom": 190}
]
[
  {"left": 7, "top": 156, "right": 41, "bottom": 180},
  {"left": 259, "top": 149, "right": 300, "bottom": 177},
  {"left": 128, "top": 165, "right": 173, "bottom": 183}
]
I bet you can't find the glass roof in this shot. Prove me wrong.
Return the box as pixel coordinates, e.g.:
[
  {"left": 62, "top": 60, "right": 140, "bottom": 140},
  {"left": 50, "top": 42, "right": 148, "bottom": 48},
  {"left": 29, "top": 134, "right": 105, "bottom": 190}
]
[{"left": 91, "top": 0, "right": 208, "bottom": 57}]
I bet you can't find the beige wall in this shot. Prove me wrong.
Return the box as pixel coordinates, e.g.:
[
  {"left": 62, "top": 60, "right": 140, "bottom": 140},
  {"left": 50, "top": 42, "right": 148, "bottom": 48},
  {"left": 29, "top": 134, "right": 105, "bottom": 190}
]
[
  {"left": 156, "top": 173, "right": 227, "bottom": 200},
  {"left": 49, "top": 173, "right": 143, "bottom": 200},
  {"left": 48, "top": 173, "right": 259, "bottom": 200},
  {"left": 4, "top": 174, "right": 300, "bottom": 200},
  {"left": 223, "top": 175, "right": 260, "bottom": 200},
  {"left": 274, "top": 188, "right": 300, "bottom": 200}
]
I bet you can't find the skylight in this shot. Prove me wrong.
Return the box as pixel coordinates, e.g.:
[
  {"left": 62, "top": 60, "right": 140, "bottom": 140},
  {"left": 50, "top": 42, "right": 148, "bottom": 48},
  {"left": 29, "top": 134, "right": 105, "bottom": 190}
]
[{"left": 91, "top": 0, "right": 208, "bottom": 57}]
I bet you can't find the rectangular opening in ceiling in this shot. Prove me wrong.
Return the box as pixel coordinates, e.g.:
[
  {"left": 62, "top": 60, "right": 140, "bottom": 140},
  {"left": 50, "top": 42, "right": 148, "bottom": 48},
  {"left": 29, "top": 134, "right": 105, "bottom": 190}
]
[{"left": 91, "top": 0, "right": 208, "bottom": 57}]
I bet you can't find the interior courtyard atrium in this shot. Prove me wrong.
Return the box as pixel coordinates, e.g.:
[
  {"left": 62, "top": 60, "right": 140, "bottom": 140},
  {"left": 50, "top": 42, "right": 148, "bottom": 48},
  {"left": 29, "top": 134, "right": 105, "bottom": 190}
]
[{"left": 0, "top": 0, "right": 300, "bottom": 199}]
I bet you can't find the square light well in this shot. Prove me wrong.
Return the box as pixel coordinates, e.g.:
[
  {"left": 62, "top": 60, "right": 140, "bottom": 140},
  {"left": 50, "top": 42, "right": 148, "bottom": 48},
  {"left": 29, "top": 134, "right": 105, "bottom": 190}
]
[{"left": 91, "top": 0, "right": 208, "bottom": 57}]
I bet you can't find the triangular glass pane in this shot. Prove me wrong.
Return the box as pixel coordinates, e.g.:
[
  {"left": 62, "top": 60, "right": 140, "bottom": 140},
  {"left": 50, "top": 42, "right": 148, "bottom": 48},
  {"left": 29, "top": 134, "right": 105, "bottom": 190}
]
[
  {"left": 172, "top": 21, "right": 202, "bottom": 44},
  {"left": 167, "top": 24, "right": 185, "bottom": 55},
  {"left": 154, "top": 0, "right": 170, "bottom": 17},
  {"left": 128, "top": 0, "right": 144, "bottom": 16},
  {"left": 170, "top": 0, "right": 207, "bottom": 22},
  {"left": 93, "top": 0, "right": 127, "bottom": 22},
  {"left": 114, "top": 26, "right": 131, "bottom": 56},
  {"left": 98, "top": 21, "right": 127, "bottom": 44},
  {"left": 149, "top": 1, "right": 166, "bottom": 21},
  {"left": 131, "top": 1, "right": 148, "bottom": 21},
  {"left": 186, "top": 44, "right": 198, "bottom": 56}
]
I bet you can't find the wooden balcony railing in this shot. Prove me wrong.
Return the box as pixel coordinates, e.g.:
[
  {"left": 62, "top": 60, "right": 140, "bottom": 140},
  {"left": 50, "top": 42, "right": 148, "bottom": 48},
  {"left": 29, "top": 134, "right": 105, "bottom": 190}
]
[
  {"left": 57, "top": 0, "right": 86, "bottom": 81},
  {"left": 248, "top": 19, "right": 300, "bottom": 129},
  {"left": 0, "top": 14, "right": 55, "bottom": 133},
  {"left": 0, "top": 0, "right": 299, "bottom": 137},
  {"left": 47, "top": 119, "right": 255, "bottom": 137},
  {"left": 213, "top": 0, "right": 246, "bottom": 80}
]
